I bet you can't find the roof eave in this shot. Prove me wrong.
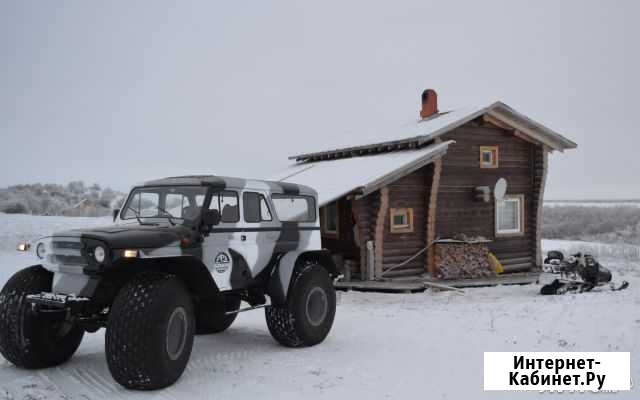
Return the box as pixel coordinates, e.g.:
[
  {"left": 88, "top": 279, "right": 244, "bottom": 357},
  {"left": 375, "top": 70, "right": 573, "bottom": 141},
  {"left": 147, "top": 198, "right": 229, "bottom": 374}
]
[
  {"left": 356, "top": 140, "right": 454, "bottom": 198},
  {"left": 487, "top": 102, "right": 577, "bottom": 151},
  {"left": 288, "top": 134, "right": 431, "bottom": 162}
]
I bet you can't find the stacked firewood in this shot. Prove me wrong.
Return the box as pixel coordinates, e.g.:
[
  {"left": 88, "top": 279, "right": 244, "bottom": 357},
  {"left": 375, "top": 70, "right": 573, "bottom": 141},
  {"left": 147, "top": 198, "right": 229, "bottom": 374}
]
[{"left": 435, "top": 242, "right": 496, "bottom": 280}]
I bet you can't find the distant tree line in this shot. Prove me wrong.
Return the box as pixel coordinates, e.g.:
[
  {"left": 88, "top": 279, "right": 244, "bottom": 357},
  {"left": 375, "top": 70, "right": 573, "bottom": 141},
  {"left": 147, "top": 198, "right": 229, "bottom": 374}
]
[
  {"left": 543, "top": 205, "right": 640, "bottom": 246},
  {"left": 0, "top": 181, "right": 124, "bottom": 217}
]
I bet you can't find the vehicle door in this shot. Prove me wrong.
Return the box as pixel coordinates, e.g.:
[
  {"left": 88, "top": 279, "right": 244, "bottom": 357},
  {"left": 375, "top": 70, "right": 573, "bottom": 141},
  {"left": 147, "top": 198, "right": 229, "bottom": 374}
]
[
  {"left": 238, "top": 190, "right": 280, "bottom": 277},
  {"left": 201, "top": 190, "right": 241, "bottom": 291}
]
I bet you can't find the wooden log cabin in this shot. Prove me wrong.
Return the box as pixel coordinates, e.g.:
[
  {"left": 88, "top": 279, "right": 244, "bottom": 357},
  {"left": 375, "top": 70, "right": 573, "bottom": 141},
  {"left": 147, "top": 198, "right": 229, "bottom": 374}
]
[{"left": 272, "top": 90, "right": 576, "bottom": 282}]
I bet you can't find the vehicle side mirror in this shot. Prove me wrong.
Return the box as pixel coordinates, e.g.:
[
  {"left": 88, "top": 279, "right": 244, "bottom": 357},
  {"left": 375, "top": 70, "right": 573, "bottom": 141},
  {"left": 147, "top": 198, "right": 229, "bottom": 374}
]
[
  {"left": 112, "top": 208, "right": 120, "bottom": 222},
  {"left": 202, "top": 209, "right": 220, "bottom": 229}
]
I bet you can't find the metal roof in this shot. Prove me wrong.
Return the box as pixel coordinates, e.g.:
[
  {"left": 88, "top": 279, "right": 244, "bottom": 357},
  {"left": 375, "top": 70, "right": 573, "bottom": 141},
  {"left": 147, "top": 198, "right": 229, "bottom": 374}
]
[
  {"left": 271, "top": 141, "right": 453, "bottom": 207},
  {"left": 289, "top": 101, "right": 577, "bottom": 162}
]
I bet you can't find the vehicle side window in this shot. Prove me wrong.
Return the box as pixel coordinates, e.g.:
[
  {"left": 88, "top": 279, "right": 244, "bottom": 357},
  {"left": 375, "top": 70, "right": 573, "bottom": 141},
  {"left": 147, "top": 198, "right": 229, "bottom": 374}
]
[
  {"left": 260, "top": 196, "right": 273, "bottom": 221},
  {"left": 209, "top": 191, "right": 239, "bottom": 223},
  {"left": 271, "top": 195, "right": 316, "bottom": 222},
  {"left": 243, "top": 192, "right": 273, "bottom": 222}
]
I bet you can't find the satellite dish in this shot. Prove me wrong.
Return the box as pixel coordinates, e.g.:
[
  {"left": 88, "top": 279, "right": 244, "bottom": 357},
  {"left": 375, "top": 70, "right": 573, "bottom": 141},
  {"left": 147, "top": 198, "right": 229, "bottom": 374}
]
[{"left": 494, "top": 178, "right": 507, "bottom": 200}]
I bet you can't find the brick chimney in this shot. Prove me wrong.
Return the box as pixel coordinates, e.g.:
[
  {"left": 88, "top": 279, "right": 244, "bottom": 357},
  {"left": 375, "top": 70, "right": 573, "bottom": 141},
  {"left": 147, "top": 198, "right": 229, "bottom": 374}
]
[{"left": 420, "top": 89, "right": 438, "bottom": 119}]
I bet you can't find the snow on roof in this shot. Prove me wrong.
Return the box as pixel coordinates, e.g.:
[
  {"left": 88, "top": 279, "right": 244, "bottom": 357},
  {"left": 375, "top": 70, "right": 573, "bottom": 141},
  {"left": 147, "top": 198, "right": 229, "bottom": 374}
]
[
  {"left": 271, "top": 141, "right": 453, "bottom": 207},
  {"left": 289, "top": 101, "right": 577, "bottom": 162}
]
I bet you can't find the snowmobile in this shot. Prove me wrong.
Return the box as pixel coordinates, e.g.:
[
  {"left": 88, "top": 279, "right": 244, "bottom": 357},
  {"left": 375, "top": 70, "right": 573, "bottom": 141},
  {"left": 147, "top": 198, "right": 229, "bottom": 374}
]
[{"left": 540, "top": 251, "right": 629, "bottom": 295}]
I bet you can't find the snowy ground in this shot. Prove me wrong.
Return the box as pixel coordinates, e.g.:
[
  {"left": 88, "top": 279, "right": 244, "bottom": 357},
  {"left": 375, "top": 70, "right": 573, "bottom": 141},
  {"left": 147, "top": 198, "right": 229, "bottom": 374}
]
[{"left": 0, "top": 214, "right": 638, "bottom": 399}]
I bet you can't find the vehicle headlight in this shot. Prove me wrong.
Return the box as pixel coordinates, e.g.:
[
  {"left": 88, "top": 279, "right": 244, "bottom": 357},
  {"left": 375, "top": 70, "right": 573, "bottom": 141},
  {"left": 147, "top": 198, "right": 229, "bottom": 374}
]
[
  {"left": 36, "top": 243, "right": 46, "bottom": 259},
  {"left": 94, "top": 246, "right": 106, "bottom": 263},
  {"left": 17, "top": 242, "right": 31, "bottom": 252},
  {"left": 123, "top": 249, "right": 139, "bottom": 258}
]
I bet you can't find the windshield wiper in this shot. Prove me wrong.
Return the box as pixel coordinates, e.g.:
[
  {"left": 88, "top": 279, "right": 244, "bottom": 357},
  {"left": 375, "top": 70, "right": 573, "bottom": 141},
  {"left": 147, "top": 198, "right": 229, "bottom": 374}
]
[
  {"left": 156, "top": 206, "right": 176, "bottom": 226},
  {"left": 125, "top": 206, "right": 156, "bottom": 226}
]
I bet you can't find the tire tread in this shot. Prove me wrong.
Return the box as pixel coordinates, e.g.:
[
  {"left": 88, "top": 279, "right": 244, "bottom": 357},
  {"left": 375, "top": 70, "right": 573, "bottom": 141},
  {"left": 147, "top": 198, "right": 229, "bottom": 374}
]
[
  {"left": 105, "top": 271, "right": 194, "bottom": 390},
  {"left": 265, "top": 263, "right": 335, "bottom": 348},
  {"left": 0, "top": 266, "right": 84, "bottom": 369}
]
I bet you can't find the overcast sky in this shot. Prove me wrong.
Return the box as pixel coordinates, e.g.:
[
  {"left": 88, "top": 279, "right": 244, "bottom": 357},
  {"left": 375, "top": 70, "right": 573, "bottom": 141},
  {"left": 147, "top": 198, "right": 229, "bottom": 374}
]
[{"left": 1, "top": 0, "right": 638, "bottom": 199}]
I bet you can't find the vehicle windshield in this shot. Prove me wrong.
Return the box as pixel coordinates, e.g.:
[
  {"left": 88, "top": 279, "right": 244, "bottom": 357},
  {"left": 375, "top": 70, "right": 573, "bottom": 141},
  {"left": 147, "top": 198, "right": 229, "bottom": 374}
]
[{"left": 121, "top": 186, "right": 208, "bottom": 225}]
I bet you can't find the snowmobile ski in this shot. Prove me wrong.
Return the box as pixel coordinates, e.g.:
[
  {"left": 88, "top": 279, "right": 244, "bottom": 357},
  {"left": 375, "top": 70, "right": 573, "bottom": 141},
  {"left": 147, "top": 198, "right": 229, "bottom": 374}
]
[
  {"left": 611, "top": 280, "right": 629, "bottom": 291},
  {"left": 540, "top": 279, "right": 629, "bottom": 295}
]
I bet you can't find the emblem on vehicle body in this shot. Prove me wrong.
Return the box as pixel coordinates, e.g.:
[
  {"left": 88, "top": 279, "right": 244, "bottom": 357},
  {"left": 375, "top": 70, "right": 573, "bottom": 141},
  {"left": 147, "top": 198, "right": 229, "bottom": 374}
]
[{"left": 214, "top": 252, "right": 231, "bottom": 273}]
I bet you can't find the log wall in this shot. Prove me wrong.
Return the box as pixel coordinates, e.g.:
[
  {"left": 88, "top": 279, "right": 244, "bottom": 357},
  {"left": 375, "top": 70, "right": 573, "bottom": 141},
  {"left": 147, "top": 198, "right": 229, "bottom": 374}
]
[
  {"left": 352, "top": 195, "right": 373, "bottom": 278},
  {"left": 437, "top": 119, "right": 543, "bottom": 271},
  {"left": 380, "top": 166, "right": 431, "bottom": 277}
]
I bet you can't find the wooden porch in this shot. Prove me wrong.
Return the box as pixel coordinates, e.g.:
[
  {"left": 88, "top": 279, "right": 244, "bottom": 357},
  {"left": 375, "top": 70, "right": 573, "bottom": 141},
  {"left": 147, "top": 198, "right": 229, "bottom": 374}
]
[{"left": 334, "top": 271, "right": 540, "bottom": 293}]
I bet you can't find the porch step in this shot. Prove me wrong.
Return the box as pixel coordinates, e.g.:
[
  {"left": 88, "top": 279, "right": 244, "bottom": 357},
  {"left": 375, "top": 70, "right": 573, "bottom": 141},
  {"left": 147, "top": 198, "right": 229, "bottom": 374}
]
[{"left": 428, "top": 272, "right": 540, "bottom": 288}]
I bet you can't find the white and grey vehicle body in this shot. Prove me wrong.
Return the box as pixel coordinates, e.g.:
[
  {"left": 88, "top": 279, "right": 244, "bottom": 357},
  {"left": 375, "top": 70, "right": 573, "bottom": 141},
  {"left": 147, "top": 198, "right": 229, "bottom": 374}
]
[
  {"left": 29, "top": 175, "right": 336, "bottom": 310},
  {"left": 3, "top": 176, "right": 338, "bottom": 391}
]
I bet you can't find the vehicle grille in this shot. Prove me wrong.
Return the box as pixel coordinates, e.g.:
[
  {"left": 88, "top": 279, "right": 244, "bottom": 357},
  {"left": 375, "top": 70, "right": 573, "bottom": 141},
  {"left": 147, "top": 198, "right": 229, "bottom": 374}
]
[
  {"left": 52, "top": 241, "right": 83, "bottom": 250},
  {"left": 47, "top": 238, "right": 87, "bottom": 268}
]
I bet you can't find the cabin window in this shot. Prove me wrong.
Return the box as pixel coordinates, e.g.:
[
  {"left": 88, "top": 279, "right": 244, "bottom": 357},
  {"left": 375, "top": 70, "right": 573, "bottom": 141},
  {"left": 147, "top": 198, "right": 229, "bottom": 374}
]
[
  {"left": 321, "top": 202, "right": 339, "bottom": 237},
  {"left": 271, "top": 195, "right": 316, "bottom": 222},
  {"left": 390, "top": 208, "right": 414, "bottom": 233},
  {"left": 496, "top": 195, "right": 524, "bottom": 235},
  {"left": 480, "top": 146, "right": 499, "bottom": 168},
  {"left": 243, "top": 192, "right": 272, "bottom": 222},
  {"left": 209, "top": 191, "right": 240, "bottom": 223}
]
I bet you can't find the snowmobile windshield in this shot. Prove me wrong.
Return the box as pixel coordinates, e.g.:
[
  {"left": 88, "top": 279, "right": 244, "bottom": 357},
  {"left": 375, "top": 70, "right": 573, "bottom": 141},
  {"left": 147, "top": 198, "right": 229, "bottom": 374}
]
[{"left": 121, "top": 186, "right": 208, "bottom": 226}]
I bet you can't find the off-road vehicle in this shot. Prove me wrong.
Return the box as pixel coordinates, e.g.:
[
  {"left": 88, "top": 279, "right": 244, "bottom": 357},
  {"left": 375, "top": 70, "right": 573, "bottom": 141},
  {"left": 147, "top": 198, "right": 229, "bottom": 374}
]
[{"left": 0, "top": 176, "right": 338, "bottom": 390}]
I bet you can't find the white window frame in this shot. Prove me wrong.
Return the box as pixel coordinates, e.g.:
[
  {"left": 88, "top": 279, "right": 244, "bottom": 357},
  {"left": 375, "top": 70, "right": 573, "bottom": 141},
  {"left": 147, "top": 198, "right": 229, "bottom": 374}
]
[{"left": 495, "top": 194, "right": 524, "bottom": 236}]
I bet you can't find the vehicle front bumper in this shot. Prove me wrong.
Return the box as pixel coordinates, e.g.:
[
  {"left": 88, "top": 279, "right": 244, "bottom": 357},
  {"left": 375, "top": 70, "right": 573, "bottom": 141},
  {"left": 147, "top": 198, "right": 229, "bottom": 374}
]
[{"left": 26, "top": 292, "right": 91, "bottom": 312}]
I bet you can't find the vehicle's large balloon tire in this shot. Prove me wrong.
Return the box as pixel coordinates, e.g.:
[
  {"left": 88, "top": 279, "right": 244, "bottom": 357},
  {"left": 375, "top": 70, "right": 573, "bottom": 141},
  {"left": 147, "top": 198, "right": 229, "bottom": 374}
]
[
  {"left": 0, "top": 265, "right": 84, "bottom": 369},
  {"left": 265, "top": 264, "right": 336, "bottom": 348},
  {"left": 195, "top": 294, "right": 241, "bottom": 335},
  {"left": 105, "top": 271, "right": 195, "bottom": 390}
]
